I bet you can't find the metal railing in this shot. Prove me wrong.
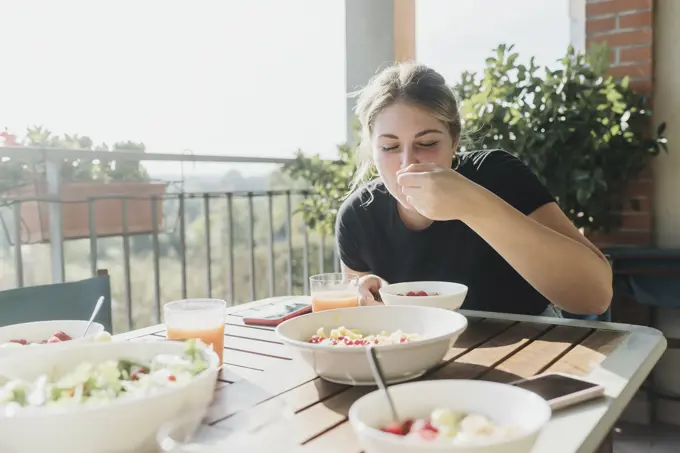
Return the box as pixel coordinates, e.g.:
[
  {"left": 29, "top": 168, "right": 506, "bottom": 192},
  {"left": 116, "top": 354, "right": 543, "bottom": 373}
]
[{"left": 0, "top": 147, "right": 339, "bottom": 332}]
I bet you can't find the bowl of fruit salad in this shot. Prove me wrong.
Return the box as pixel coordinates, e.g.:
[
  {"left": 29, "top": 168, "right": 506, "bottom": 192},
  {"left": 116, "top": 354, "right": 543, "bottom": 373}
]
[
  {"left": 379, "top": 281, "right": 468, "bottom": 311},
  {"left": 349, "top": 379, "right": 551, "bottom": 453},
  {"left": 275, "top": 305, "right": 467, "bottom": 385},
  {"left": 0, "top": 338, "right": 220, "bottom": 453},
  {"left": 0, "top": 320, "right": 109, "bottom": 358}
]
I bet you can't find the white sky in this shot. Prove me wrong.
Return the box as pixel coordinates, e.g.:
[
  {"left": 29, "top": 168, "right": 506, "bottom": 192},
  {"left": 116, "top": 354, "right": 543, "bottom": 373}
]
[{"left": 0, "top": 0, "right": 570, "bottom": 177}]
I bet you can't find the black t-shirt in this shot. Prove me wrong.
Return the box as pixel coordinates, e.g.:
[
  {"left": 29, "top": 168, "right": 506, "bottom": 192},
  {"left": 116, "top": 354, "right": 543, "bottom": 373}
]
[{"left": 335, "top": 149, "right": 556, "bottom": 316}]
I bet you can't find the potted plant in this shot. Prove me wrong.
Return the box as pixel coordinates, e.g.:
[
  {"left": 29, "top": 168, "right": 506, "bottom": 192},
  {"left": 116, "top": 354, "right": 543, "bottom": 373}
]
[
  {"left": 0, "top": 126, "right": 167, "bottom": 244},
  {"left": 457, "top": 43, "right": 667, "bottom": 236}
]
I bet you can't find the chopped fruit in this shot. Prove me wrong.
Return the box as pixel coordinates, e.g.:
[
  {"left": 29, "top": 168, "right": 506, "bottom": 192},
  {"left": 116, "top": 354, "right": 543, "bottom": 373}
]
[
  {"left": 416, "top": 428, "right": 438, "bottom": 440},
  {"left": 306, "top": 326, "right": 420, "bottom": 346},
  {"left": 381, "top": 422, "right": 407, "bottom": 436},
  {"left": 397, "top": 290, "right": 440, "bottom": 296},
  {"left": 168, "top": 375, "right": 176, "bottom": 381},
  {"left": 378, "top": 409, "right": 521, "bottom": 444},
  {"left": 402, "top": 418, "right": 415, "bottom": 433},
  {"left": 4, "top": 330, "right": 75, "bottom": 347},
  {"left": 94, "top": 331, "right": 113, "bottom": 342},
  {"left": 421, "top": 420, "right": 438, "bottom": 432},
  {"left": 52, "top": 331, "right": 72, "bottom": 341},
  {"left": 130, "top": 368, "right": 149, "bottom": 381}
]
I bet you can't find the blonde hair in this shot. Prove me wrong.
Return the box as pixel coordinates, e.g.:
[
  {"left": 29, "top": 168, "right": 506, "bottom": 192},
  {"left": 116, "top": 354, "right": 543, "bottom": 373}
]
[{"left": 349, "top": 62, "right": 462, "bottom": 195}]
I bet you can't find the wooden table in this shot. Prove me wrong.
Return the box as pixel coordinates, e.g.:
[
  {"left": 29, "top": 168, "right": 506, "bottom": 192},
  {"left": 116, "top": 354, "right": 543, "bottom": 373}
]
[{"left": 115, "top": 296, "right": 667, "bottom": 453}]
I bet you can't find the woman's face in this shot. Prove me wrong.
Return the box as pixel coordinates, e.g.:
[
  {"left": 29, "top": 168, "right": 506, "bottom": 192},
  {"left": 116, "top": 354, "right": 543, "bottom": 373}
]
[{"left": 371, "top": 101, "right": 455, "bottom": 210}]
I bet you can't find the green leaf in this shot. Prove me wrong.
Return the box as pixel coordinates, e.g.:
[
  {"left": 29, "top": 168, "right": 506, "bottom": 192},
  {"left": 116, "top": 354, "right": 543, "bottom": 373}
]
[{"left": 621, "top": 75, "right": 630, "bottom": 90}]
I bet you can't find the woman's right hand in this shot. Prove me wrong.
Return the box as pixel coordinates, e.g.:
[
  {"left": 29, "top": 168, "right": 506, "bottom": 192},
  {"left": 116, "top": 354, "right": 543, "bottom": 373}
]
[{"left": 357, "top": 274, "right": 385, "bottom": 306}]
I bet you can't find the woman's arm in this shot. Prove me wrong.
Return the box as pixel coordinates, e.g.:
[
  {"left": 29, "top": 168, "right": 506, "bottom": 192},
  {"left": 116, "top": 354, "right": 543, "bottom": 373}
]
[
  {"left": 341, "top": 262, "right": 387, "bottom": 306},
  {"left": 463, "top": 189, "right": 612, "bottom": 315}
]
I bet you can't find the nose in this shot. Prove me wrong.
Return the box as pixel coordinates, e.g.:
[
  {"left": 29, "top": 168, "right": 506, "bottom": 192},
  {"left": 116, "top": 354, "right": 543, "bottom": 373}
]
[{"left": 401, "top": 145, "right": 419, "bottom": 168}]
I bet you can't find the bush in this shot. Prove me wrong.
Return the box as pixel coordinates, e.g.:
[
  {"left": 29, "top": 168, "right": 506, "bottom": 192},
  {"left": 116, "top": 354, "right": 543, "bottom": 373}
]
[
  {"left": 284, "top": 44, "right": 668, "bottom": 234},
  {"left": 457, "top": 43, "right": 667, "bottom": 232}
]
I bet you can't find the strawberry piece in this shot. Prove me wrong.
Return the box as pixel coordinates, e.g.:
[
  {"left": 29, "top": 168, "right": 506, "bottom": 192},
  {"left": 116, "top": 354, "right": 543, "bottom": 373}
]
[
  {"left": 47, "top": 335, "right": 62, "bottom": 343},
  {"left": 130, "top": 368, "right": 148, "bottom": 381},
  {"left": 422, "top": 420, "right": 438, "bottom": 432},
  {"left": 401, "top": 418, "right": 415, "bottom": 434},
  {"left": 417, "top": 428, "right": 438, "bottom": 440},
  {"left": 406, "top": 291, "right": 417, "bottom": 296},
  {"left": 9, "top": 339, "right": 27, "bottom": 345},
  {"left": 381, "top": 422, "right": 407, "bottom": 436},
  {"left": 416, "top": 291, "right": 428, "bottom": 296},
  {"left": 52, "top": 331, "right": 72, "bottom": 341}
]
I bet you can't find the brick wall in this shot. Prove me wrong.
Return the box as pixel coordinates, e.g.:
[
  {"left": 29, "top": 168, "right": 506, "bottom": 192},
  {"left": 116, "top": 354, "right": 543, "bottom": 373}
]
[{"left": 584, "top": 0, "right": 655, "bottom": 248}]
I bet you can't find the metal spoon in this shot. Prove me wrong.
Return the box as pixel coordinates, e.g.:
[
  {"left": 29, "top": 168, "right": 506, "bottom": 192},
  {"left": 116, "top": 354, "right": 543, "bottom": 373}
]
[
  {"left": 366, "top": 346, "right": 400, "bottom": 425},
  {"left": 82, "top": 296, "right": 105, "bottom": 338}
]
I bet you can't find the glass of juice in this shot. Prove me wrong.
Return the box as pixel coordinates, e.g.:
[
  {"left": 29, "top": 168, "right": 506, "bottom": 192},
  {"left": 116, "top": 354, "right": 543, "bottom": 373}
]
[
  {"left": 164, "top": 299, "right": 226, "bottom": 363},
  {"left": 309, "top": 273, "right": 359, "bottom": 312}
]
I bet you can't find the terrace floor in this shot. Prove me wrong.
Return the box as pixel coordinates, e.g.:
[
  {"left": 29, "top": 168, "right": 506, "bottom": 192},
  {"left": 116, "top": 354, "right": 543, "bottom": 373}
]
[{"left": 614, "top": 422, "right": 680, "bottom": 453}]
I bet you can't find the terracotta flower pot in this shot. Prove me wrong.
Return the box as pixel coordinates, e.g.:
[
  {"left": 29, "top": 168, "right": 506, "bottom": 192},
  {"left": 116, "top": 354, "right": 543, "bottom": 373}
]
[{"left": 3, "top": 181, "right": 167, "bottom": 244}]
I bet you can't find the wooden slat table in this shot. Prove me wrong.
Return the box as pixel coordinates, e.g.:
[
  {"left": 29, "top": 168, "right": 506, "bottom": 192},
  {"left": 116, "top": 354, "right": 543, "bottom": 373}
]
[{"left": 115, "top": 296, "right": 667, "bottom": 453}]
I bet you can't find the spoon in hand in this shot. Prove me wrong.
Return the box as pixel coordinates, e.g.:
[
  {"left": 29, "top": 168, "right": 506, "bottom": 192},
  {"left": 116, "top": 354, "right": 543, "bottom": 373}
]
[
  {"left": 82, "top": 296, "right": 105, "bottom": 338},
  {"left": 366, "top": 345, "right": 400, "bottom": 426}
]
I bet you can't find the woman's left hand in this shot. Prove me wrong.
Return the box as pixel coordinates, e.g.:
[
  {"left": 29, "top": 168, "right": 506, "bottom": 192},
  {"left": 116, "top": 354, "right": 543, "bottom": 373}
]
[{"left": 396, "top": 163, "right": 480, "bottom": 221}]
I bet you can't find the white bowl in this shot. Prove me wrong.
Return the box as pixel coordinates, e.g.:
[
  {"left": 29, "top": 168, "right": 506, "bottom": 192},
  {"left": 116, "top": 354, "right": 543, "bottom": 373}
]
[
  {"left": 379, "top": 281, "right": 468, "bottom": 311},
  {"left": 349, "top": 379, "right": 551, "bottom": 453},
  {"left": 0, "top": 340, "right": 220, "bottom": 453},
  {"left": 275, "top": 305, "right": 467, "bottom": 385},
  {"left": 0, "top": 320, "right": 106, "bottom": 358}
]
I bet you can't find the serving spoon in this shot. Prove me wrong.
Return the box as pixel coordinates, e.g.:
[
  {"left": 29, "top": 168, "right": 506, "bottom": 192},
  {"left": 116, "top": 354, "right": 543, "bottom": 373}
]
[
  {"left": 82, "top": 296, "right": 105, "bottom": 338},
  {"left": 366, "top": 345, "right": 400, "bottom": 426}
]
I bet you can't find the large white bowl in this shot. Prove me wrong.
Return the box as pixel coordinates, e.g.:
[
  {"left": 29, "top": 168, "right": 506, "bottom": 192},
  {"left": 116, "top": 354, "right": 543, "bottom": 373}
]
[
  {"left": 0, "top": 320, "right": 106, "bottom": 358},
  {"left": 0, "top": 340, "right": 220, "bottom": 453},
  {"left": 379, "top": 281, "right": 468, "bottom": 311},
  {"left": 349, "top": 380, "right": 552, "bottom": 453},
  {"left": 275, "top": 305, "right": 467, "bottom": 385}
]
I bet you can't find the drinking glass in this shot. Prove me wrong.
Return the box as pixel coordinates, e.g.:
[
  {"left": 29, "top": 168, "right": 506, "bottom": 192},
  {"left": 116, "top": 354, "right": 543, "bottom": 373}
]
[
  {"left": 309, "top": 273, "right": 359, "bottom": 312},
  {"left": 164, "top": 299, "right": 226, "bottom": 363}
]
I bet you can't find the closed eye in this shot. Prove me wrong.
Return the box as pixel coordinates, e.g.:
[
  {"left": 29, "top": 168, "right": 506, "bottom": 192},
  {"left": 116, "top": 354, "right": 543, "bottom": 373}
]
[
  {"left": 380, "top": 145, "right": 399, "bottom": 152},
  {"left": 419, "top": 141, "right": 439, "bottom": 148}
]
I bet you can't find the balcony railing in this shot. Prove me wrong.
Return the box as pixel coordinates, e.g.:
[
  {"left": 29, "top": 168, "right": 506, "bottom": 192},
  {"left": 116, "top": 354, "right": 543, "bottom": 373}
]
[{"left": 0, "top": 147, "right": 337, "bottom": 333}]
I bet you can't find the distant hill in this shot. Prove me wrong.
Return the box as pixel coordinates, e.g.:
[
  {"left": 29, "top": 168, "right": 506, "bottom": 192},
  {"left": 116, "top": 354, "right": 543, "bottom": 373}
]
[{"left": 149, "top": 169, "right": 272, "bottom": 193}]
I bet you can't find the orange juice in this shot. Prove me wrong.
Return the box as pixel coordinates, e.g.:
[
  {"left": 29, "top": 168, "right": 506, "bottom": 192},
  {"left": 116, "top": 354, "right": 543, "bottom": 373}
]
[
  {"left": 311, "top": 291, "right": 359, "bottom": 312},
  {"left": 167, "top": 324, "right": 225, "bottom": 363}
]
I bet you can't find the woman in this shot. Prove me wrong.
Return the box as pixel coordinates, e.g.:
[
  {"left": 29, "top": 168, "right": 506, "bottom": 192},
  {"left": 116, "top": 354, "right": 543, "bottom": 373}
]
[{"left": 336, "top": 62, "right": 612, "bottom": 316}]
